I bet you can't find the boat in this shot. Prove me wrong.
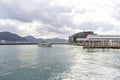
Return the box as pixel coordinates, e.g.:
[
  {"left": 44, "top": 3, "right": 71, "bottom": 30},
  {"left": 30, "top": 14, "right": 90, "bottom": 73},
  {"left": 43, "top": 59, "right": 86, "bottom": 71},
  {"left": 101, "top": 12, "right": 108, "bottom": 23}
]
[{"left": 38, "top": 42, "right": 52, "bottom": 47}]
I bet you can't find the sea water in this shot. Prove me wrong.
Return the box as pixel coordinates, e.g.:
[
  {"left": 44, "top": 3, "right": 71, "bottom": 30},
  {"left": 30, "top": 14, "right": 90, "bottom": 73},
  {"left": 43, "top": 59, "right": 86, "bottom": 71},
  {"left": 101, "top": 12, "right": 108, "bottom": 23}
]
[{"left": 0, "top": 45, "right": 120, "bottom": 80}]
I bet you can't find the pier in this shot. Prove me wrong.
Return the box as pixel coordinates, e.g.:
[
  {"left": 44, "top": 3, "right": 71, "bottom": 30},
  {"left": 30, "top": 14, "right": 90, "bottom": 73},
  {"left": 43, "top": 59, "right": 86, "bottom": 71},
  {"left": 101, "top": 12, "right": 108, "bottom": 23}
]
[
  {"left": 84, "top": 44, "right": 120, "bottom": 49},
  {"left": 83, "top": 35, "right": 120, "bottom": 49}
]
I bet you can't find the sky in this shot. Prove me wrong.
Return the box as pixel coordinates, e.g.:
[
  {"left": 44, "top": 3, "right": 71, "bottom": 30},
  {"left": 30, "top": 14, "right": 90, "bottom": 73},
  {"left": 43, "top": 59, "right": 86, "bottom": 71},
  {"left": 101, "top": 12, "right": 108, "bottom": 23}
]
[{"left": 0, "top": 0, "right": 120, "bottom": 39}]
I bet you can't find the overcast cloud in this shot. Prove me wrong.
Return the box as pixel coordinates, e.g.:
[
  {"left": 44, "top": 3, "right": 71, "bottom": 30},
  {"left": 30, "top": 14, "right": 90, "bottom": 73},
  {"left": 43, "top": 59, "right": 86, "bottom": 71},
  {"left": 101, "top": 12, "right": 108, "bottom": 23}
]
[{"left": 0, "top": 0, "right": 120, "bottom": 39}]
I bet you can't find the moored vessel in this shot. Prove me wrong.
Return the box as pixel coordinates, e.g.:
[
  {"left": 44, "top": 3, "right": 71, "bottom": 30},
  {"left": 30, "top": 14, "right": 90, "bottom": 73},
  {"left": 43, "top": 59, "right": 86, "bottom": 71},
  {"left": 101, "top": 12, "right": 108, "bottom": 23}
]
[{"left": 38, "top": 42, "right": 52, "bottom": 47}]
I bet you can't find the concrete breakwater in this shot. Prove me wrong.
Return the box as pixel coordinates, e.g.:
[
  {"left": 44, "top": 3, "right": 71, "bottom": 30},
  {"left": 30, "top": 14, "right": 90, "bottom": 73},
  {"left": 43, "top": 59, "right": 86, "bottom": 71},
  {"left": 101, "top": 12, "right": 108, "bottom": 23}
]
[
  {"left": 0, "top": 42, "right": 69, "bottom": 45},
  {"left": 0, "top": 42, "right": 38, "bottom": 45}
]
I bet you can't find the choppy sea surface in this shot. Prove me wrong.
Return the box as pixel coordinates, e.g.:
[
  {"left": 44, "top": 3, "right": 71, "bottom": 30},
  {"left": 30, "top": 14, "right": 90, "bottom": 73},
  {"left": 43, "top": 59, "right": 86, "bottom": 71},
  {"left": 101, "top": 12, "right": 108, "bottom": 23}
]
[{"left": 0, "top": 45, "right": 120, "bottom": 80}]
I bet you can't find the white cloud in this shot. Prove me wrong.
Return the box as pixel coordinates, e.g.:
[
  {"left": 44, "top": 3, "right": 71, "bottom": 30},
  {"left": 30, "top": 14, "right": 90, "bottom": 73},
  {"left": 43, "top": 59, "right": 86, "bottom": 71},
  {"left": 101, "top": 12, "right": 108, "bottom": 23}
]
[{"left": 0, "top": 0, "right": 120, "bottom": 39}]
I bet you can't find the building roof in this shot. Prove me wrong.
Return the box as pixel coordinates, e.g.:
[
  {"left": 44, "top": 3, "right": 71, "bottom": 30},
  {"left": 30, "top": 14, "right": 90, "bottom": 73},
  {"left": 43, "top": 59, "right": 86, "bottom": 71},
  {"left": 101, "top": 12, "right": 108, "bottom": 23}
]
[
  {"left": 72, "top": 31, "right": 94, "bottom": 38},
  {"left": 87, "top": 35, "right": 120, "bottom": 39}
]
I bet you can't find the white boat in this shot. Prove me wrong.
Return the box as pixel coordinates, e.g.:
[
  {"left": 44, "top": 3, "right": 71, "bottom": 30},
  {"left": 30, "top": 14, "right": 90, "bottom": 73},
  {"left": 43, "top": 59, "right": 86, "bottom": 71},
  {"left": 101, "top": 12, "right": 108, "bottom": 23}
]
[{"left": 38, "top": 42, "right": 52, "bottom": 47}]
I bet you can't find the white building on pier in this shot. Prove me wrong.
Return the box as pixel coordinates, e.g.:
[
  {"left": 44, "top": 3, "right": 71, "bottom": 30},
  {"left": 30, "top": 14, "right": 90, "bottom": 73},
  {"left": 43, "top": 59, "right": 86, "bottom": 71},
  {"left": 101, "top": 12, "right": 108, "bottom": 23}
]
[{"left": 86, "top": 35, "right": 120, "bottom": 47}]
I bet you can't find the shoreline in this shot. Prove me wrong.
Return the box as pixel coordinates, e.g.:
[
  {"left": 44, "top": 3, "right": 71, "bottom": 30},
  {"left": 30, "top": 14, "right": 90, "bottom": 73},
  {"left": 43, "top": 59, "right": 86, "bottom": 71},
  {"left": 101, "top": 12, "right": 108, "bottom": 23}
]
[{"left": 0, "top": 42, "right": 69, "bottom": 45}]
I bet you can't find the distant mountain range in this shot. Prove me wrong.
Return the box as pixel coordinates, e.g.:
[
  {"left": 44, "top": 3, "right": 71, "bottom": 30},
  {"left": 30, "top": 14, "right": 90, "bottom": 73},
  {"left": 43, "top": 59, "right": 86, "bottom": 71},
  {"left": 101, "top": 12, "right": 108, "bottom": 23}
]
[
  {"left": 0, "top": 32, "right": 67, "bottom": 43},
  {"left": 24, "top": 36, "right": 39, "bottom": 42},
  {"left": 0, "top": 32, "right": 27, "bottom": 42},
  {"left": 24, "top": 36, "right": 67, "bottom": 43}
]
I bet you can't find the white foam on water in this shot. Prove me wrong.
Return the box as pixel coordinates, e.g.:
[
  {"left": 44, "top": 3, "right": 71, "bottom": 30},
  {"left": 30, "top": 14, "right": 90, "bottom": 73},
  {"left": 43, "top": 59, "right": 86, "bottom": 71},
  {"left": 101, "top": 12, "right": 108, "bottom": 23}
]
[{"left": 49, "top": 47, "right": 120, "bottom": 80}]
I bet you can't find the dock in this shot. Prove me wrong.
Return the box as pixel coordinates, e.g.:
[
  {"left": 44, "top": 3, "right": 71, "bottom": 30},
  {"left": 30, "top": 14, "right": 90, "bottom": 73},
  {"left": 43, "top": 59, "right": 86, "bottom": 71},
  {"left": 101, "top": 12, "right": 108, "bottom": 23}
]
[
  {"left": 82, "top": 35, "right": 120, "bottom": 49},
  {"left": 83, "top": 41, "right": 120, "bottom": 49},
  {"left": 84, "top": 46, "right": 120, "bottom": 49}
]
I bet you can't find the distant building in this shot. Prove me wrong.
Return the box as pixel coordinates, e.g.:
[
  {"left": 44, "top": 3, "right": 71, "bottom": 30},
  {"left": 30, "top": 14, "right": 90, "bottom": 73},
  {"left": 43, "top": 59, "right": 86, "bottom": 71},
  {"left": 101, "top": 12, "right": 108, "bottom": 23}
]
[
  {"left": 69, "top": 31, "right": 96, "bottom": 44},
  {"left": 87, "top": 35, "right": 120, "bottom": 46},
  {"left": 69, "top": 31, "right": 120, "bottom": 47},
  {"left": 0, "top": 40, "right": 6, "bottom": 43},
  {"left": 68, "top": 36, "right": 74, "bottom": 43}
]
